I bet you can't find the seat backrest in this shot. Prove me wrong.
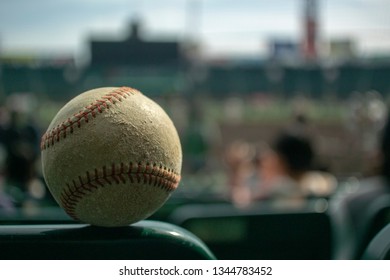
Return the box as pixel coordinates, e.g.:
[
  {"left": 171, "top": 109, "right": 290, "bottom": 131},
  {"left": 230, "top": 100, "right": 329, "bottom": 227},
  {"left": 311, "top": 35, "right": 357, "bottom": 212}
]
[
  {"left": 356, "top": 201, "right": 390, "bottom": 259},
  {"left": 363, "top": 223, "right": 390, "bottom": 260},
  {"left": 169, "top": 200, "right": 332, "bottom": 260},
  {"left": 0, "top": 220, "right": 216, "bottom": 260},
  {"left": 330, "top": 191, "right": 390, "bottom": 259}
]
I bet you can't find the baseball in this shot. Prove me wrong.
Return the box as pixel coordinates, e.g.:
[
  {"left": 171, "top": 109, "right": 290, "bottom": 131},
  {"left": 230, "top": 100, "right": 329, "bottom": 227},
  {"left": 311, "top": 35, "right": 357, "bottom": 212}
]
[{"left": 41, "top": 87, "right": 182, "bottom": 227}]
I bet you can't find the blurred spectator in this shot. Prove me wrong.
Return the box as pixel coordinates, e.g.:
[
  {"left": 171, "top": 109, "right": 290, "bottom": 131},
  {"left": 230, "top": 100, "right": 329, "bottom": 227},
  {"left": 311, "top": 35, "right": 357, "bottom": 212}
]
[
  {"left": 331, "top": 112, "right": 390, "bottom": 259},
  {"left": 252, "top": 131, "right": 314, "bottom": 204},
  {"left": 0, "top": 94, "right": 40, "bottom": 207},
  {"left": 225, "top": 116, "right": 337, "bottom": 207},
  {"left": 224, "top": 140, "right": 256, "bottom": 206},
  {"left": 182, "top": 98, "right": 212, "bottom": 173},
  {"left": 256, "top": 130, "right": 336, "bottom": 201},
  {"left": 182, "top": 121, "right": 209, "bottom": 173},
  {"left": 0, "top": 164, "right": 15, "bottom": 213},
  {"left": 346, "top": 91, "right": 387, "bottom": 156}
]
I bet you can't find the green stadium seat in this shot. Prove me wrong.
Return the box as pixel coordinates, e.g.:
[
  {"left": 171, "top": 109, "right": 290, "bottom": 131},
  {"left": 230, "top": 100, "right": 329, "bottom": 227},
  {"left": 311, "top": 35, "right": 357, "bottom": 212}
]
[
  {"left": 331, "top": 194, "right": 390, "bottom": 259},
  {"left": 363, "top": 223, "right": 390, "bottom": 260},
  {"left": 0, "top": 220, "right": 216, "bottom": 260},
  {"left": 355, "top": 200, "right": 390, "bottom": 259},
  {"left": 168, "top": 200, "right": 332, "bottom": 260}
]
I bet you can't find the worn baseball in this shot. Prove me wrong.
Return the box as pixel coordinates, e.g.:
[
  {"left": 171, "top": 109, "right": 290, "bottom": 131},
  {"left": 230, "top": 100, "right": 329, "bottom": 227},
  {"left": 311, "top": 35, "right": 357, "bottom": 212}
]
[{"left": 41, "top": 87, "right": 182, "bottom": 227}]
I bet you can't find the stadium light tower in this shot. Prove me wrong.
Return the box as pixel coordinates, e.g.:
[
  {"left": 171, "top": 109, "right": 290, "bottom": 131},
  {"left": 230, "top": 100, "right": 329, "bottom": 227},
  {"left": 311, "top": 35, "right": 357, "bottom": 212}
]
[{"left": 302, "top": 0, "right": 318, "bottom": 61}]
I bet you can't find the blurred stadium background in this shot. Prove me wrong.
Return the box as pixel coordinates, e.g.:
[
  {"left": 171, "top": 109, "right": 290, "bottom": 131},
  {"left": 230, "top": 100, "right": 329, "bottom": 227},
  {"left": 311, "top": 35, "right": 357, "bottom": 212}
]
[{"left": 0, "top": 0, "right": 389, "bottom": 259}]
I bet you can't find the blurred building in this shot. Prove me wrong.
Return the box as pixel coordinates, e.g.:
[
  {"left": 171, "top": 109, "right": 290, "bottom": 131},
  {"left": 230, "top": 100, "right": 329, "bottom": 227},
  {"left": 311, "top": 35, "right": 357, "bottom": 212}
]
[
  {"left": 89, "top": 21, "right": 181, "bottom": 68},
  {"left": 327, "top": 39, "right": 356, "bottom": 62},
  {"left": 269, "top": 40, "right": 301, "bottom": 63},
  {"left": 83, "top": 20, "right": 185, "bottom": 96},
  {"left": 0, "top": 11, "right": 389, "bottom": 101}
]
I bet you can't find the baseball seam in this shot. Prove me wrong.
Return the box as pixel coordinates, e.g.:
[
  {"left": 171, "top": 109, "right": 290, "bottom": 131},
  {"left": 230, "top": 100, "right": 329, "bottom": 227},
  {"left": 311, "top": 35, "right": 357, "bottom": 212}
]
[
  {"left": 60, "top": 162, "right": 180, "bottom": 221},
  {"left": 40, "top": 87, "right": 139, "bottom": 150}
]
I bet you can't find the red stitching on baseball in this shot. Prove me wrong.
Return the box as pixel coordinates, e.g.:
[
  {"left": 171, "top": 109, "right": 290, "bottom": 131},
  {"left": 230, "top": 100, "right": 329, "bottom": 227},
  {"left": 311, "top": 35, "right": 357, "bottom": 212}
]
[
  {"left": 60, "top": 162, "right": 180, "bottom": 221},
  {"left": 40, "top": 87, "right": 140, "bottom": 150}
]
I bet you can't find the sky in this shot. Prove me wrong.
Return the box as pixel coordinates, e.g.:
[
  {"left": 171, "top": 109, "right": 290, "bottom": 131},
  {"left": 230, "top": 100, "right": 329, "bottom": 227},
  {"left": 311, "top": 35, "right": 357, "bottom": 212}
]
[{"left": 0, "top": 0, "right": 389, "bottom": 60}]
